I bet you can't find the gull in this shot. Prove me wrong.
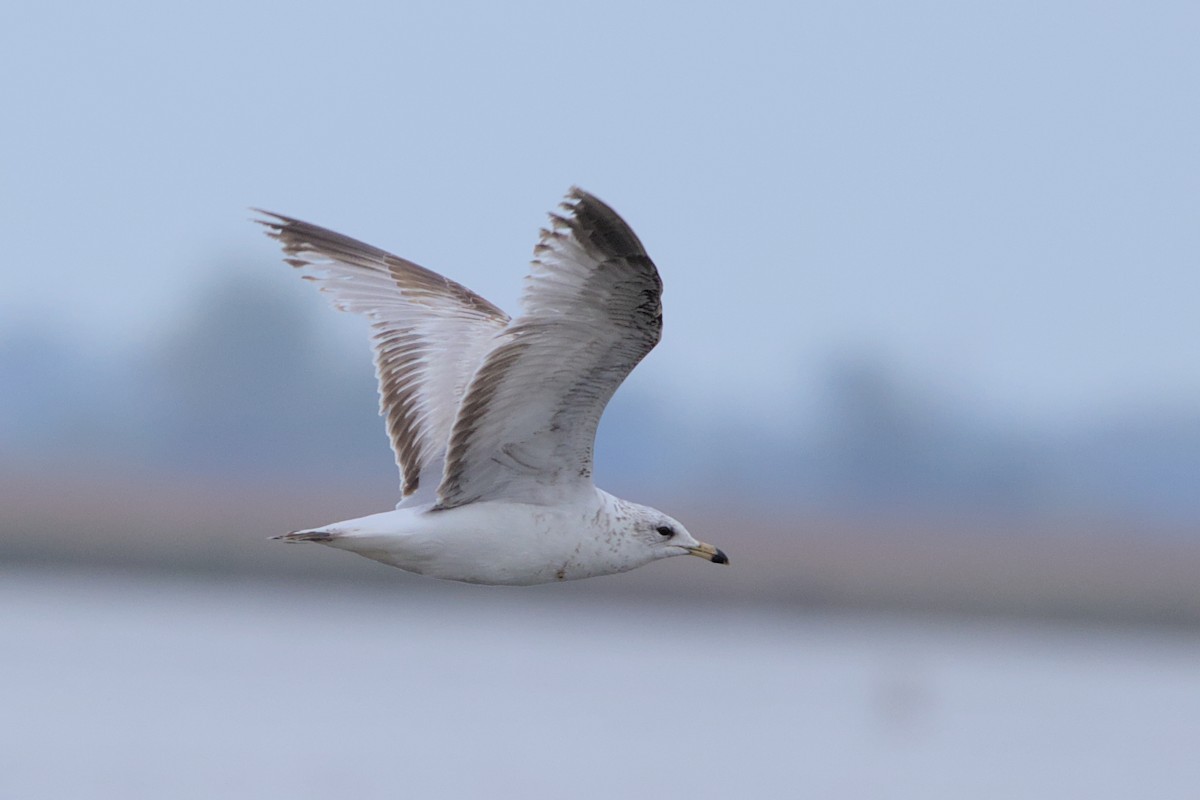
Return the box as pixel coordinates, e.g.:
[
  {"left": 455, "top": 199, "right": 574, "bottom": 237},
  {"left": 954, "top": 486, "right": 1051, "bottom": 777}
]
[{"left": 255, "top": 188, "right": 728, "bottom": 585}]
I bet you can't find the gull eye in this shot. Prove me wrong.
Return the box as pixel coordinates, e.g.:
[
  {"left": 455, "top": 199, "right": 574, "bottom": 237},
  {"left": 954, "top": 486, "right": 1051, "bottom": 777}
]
[{"left": 656, "top": 525, "right": 675, "bottom": 538}]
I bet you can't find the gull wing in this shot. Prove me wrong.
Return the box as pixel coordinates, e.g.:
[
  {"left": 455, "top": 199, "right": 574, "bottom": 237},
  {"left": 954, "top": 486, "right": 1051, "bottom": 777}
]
[
  {"left": 436, "top": 188, "right": 663, "bottom": 508},
  {"left": 256, "top": 212, "right": 510, "bottom": 501}
]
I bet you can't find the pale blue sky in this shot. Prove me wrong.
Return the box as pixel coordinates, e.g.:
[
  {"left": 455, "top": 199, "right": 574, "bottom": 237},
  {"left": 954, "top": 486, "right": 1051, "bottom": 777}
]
[{"left": 3, "top": 1, "right": 1197, "bottom": 426}]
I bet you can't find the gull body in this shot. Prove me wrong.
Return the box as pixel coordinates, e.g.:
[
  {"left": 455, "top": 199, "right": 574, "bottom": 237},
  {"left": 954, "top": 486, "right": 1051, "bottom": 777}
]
[
  {"left": 257, "top": 188, "right": 727, "bottom": 585},
  {"left": 294, "top": 489, "right": 713, "bottom": 586}
]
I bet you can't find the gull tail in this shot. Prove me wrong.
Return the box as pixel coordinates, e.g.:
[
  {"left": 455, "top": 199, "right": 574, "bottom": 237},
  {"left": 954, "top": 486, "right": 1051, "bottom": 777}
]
[{"left": 272, "top": 527, "right": 340, "bottom": 543}]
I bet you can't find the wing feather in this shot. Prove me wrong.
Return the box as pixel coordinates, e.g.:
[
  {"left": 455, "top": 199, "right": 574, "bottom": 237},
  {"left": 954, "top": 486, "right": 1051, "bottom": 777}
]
[
  {"left": 436, "top": 188, "right": 662, "bottom": 508},
  {"left": 256, "top": 212, "right": 510, "bottom": 500}
]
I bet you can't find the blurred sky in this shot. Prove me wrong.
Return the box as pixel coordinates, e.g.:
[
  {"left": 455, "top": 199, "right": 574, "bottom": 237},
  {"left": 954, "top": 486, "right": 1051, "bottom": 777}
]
[{"left": 2, "top": 0, "right": 1197, "bottom": 428}]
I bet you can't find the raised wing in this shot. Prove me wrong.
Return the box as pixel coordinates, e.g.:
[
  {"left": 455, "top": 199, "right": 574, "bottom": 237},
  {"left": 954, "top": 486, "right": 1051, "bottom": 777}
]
[
  {"left": 436, "top": 188, "right": 663, "bottom": 508},
  {"left": 256, "top": 212, "right": 510, "bottom": 501}
]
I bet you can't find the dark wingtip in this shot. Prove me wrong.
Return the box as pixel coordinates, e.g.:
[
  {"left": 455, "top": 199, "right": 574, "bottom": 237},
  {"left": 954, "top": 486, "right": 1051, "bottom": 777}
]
[
  {"left": 559, "top": 187, "right": 649, "bottom": 259},
  {"left": 250, "top": 207, "right": 285, "bottom": 226}
]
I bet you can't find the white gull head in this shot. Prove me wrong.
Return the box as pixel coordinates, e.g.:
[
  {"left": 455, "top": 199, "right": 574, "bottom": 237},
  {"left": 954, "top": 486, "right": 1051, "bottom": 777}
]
[{"left": 606, "top": 498, "right": 729, "bottom": 570}]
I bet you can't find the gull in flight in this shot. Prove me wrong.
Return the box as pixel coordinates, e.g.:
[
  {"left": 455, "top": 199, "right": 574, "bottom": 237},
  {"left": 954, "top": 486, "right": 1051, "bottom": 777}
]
[{"left": 255, "top": 188, "right": 728, "bottom": 585}]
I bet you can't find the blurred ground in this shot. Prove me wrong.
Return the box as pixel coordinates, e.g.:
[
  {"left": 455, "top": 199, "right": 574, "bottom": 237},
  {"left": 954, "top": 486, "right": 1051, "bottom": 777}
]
[
  {"left": 5, "top": 565, "right": 1199, "bottom": 800},
  {"left": 7, "top": 464, "right": 1199, "bottom": 628}
]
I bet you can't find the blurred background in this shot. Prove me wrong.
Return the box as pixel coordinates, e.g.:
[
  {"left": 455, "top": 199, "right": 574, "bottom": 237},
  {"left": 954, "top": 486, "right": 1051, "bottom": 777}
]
[{"left": 3, "top": 1, "right": 1199, "bottom": 797}]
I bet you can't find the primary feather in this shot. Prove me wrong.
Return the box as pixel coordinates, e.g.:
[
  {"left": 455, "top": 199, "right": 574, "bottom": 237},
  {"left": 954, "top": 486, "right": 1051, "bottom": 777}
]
[
  {"left": 255, "top": 211, "right": 509, "bottom": 502},
  {"left": 437, "top": 188, "right": 663, "bottom": 508}
]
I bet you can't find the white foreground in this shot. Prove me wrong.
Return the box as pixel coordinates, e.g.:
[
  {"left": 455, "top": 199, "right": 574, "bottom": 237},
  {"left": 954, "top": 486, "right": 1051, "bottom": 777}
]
[{"left": 4, "top": 567, "right": 1199, "bottom": 799}]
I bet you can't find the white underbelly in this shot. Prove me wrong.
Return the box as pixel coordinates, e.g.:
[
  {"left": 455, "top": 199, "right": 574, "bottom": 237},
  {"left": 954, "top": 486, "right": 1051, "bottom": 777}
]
[{"left": 321, "top": 494, "right": 641, "bottom": 586}]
